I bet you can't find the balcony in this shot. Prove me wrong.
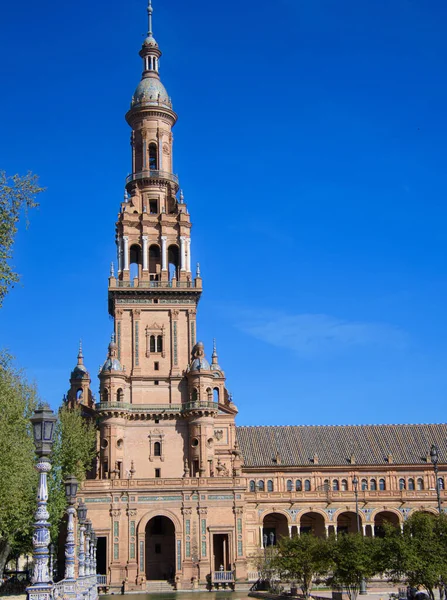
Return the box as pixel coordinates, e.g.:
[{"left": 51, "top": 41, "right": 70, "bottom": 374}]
[
  {"left": 96, "top": 400, "right": 218, "bottom": 415},
  {"left": 115, "top": 280, "right": 198, "bottom": 289},
  {"left": 125, "top": 170, "right": 179, "bottom": 187}
]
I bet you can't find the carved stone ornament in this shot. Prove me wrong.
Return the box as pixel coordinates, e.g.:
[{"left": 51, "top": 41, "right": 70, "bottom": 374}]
[
  {"left": 127, "top": 508, "right": 137, "bottom": 517},
  {"left": 214, "top": 430, "right": 223, "bottom": 441},
  {"left": 163, "top": 143, "right": 170, "bottom": 155},
  {"left": 133, "top": 309, "right": 141, "bottom": 318},
  {"left": 197, "top": 507, "right": 208, "bottom": 515},
  {"left": 110, "top": 508, "right": 121, "bottom": 518},
  {"left": 115, "top": 308, "right": 123, "bottom": 318},
  {"left": 171, "top": 309, "right": 179, "bottom": 318},
  {"left": 182, "top": 507, "right": 192, "bottom": 516},
  {"left": 233, "top": 506, "right": 244, "bottom": 515}
]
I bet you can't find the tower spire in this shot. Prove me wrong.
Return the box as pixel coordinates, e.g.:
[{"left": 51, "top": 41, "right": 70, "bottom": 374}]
[
  {"left": 147, "top": 0, "right": 153, "bottom": 37},
  {"left": 77, "top": 339, "right": 84, "bottom": 364}
]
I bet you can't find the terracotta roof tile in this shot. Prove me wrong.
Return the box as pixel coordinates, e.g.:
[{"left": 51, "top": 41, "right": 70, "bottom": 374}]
[{"left": 236, "top": 424, "right": 447, "bottom": 467}]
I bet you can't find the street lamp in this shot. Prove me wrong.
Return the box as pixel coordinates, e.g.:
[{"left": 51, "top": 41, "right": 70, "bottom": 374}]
[
  {"left": 27, "top": 404, "right": 57, "bottom": 600},
  {"left": 77, "top": 502, "right": 87, "bottom": 579},
  {"left": 352, "top": 476, "right": 361, "bottom": 533},
  {"left": 84, "top": 520, "right": 92, "bottom": 577},
  {"left": 430, "top": 444, "right": 442, "bottom": 514},
  {"left": 63, "top": 475, "right": 78, "bottom": 581},
  {"left": 352, "top": 476, "right": 367, "bottom": 595}
]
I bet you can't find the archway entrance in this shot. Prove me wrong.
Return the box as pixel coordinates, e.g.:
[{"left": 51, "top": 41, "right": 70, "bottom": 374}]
[
  {"left": 262, "top": 513, "right": 289, "bottom": 545},
  {"left": 374, "top": 511, "right": 400, "bottom": 537},
  {"left": 300, "top": 512, "right": 326, "bottom": 537},
  {"left": 145, "top": 516, "right": 175, "bottom": 580},
  {"left": 337, "top": 511, "right": 360, "bottom": 534}
]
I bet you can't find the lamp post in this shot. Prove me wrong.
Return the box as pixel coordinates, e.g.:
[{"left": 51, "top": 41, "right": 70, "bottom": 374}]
[
  {"left": 63, "top": 475, "right": 78, "bottom": 581},
  {"left": 352, "top": 476, "right": 361, "bottom": 533},
  {"left": 77, "top": 502, "right": 87, "bottom": 579},
  {"left": 84, "top": 520, "right": 92, "bottom": 577},
  {"left": 49, "top": 544, "right": 54, "bottom": 583},
  {"left": 27, "top": 403, "right": 57, "bottom": 600},
  {"left": 430, "top": 444, "right": 442, "bottom": 514},
  {"left": 352, "top": 476, "right": 367, "bottom": 595}
]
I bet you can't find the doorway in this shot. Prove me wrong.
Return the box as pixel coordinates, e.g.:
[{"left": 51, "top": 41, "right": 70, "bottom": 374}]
[
  {"left": 213, "top": 534, "right": 230, "bottom": 571},
  {"left": 145, "top": 516, "right": 176, "bottom": 580}
]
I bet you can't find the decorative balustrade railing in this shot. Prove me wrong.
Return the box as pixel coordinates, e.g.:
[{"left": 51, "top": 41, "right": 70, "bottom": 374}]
[
  {"left": 97, "top": 575, "right": 107, "bottom": 586},
  {"left": 212, "top": 571, "right": 234, "bottom": 583},
  {"left": 125, "top": 170, "right": 179, "bottom": 186},
  {"left": 247, "top": 571, "right": 261, "bottom": 582},
  {"left": 116, "top": 280, "right": 197, "bottom": 289},
  {"left": 96, "top": 401, "right": 218, "bottom": 413}
]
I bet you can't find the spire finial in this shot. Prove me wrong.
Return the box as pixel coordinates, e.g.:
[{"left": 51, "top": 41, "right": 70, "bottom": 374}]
[
  {"left": 212, "top": 338, "right": 217, "bottom": 357},
  {"left": 179, "top": 189, "right": 184, "bottom": 204},
  {"left": 147, "top": 0, "right": 153, "bottom": 36},
  {"left": 196, "top": 262, "right": 201, "bottom": 277},
  {"left": 77, "top": 340, "right": 84, "bottom": 365},
  {"left": 110, "top": 262, "right": 115, "bottom": 277}
]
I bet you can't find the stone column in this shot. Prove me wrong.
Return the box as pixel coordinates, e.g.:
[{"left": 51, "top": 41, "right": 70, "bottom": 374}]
[
  {"left": 117, "top": 237, "right": 123, "bottom": 273},
  {"left": 180, "top": 236, "right": 186, "bottom": 272},
  {"left": 288, "top": 525, "right": 292, "bottom": 538},
  {"left": 142, "top": 236, "right": 148, "bottom": 271},
  {"left": 186, "top": 238, "right": 191, "bottom": 272},
  {"left": 161, "top": 236, "right": 167, "bottom": 271},
  {"left": 259, "top": 526, "right": 264, "bottom": 548},
  {"left": 123, "top": 236, "right": 129, "bottom": 271}
]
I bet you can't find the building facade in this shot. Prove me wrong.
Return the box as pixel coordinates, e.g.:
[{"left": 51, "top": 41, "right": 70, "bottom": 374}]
[{"left": 66, "top": 2, "right": 447, "bottom": 591}]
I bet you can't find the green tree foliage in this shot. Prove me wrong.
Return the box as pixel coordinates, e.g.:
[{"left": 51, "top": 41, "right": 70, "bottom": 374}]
[
  {"left": 380, "top": 511, "right": 447, "bottom": 600},
  {"left": 273, "top": 533, "right": 332, "bottom": 599},
  {"left": 49, "top": 404, "right": 97, "bottom": 541},
  {"left": 0, "top": 171, "right": 44, "bottom": 307},
  {"left": 0, "top": 353, "right": 38, "bottom": 579},
  {"left": 328, "top": 533, "right": 380, "bottom": 600}
]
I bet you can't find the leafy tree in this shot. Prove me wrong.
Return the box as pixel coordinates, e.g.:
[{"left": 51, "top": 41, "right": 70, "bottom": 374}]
[
  {"left": 272, "top": 534, "right": 332, "bottom": 599},
  {"left": 380, "top": 511, "right": 447, "bottom": 600},
  {"left": 48, "top": 403, "right": 97, "bottom": 541},
  {"left": 0, "top": 352, "right": 38, "bottom": 579},
  {"left": 0, "top": 170, "right": 44, "bottom": 307},
  {"left": 328, "top": 533, "right": 379, "bottom": 600}
]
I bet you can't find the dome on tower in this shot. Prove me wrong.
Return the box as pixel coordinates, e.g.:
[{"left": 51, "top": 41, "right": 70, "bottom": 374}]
[
  {"left": 71, "top": 341, "right": 89, "bottom": 380},
  {"left": 132, "top": 77, "right": 171, "bottom": 108},
  {"left": 100, "top": 337, "right": 123, "bottom": 373},
  {"left": 189, "top": 341, "right": 211, "bottom": 372}
]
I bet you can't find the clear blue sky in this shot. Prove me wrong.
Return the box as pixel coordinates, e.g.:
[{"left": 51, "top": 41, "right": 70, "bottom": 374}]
[{"left": 1, "top": 0, "right": 446, "bottom": 425}]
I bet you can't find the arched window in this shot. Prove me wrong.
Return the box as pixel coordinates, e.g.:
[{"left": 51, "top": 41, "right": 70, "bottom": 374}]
[
  {"left": 154, "top": 441, "right": 161, "bottom": 457},
  {"left": 399, "top": 478, "right": 406, "bottom": 490},
  {"left": 296, "top": 479, "right": 302, "bottom": 492},
  {"left": 304, "top": 479, "right": 311, "bottom": 491},
  {"left": 341, "top": 479, "right": 348, "bottom": 491},
  {"left": 438, "top": 477, "right": 445, "bottom": 490},
  {"left": 168, "top": 245, "right": 179, "bottom": 281},
  {"left": 408, "top": 478, "right": 415, "bottom": 491},
  {"left": 249, "top": 480, "right": 255, "bottom": 492},
  {"left": 149, "top": 143, "right": 158, "bottom": 170},
  {"left": 206, "top": 388, "right": 212, "bottom": 401},
  {"left": 267, "top": 480, "right": 274, "bottom": 492},
  {"left": 332, "top": 479, "right": 339, "bottom": 491},
  {"left": 379, "top": 478, "right": 386, "bottom": 491},
  {"left": 287, "top": 479, "right": 293, "bottom": 492},
  {"left": 258, "top": 480, "right": 265, "bottom": 492},
  {"left": 129, "top": 244, "right": 141, "bottom": 280},
  {"left": 192, "top": 388, "right": 198, "bottom": 402},
  {"left": 149, "top": 244, "right": 161, "bottom": 278},
  {"left": 150, "top": 335, "right": 156, "bottom": 353},
  {"left": 370, "top": 478, "right": 377, "bottom": 491},
  {"left": 102, "top": 388, "right": 109, "bottom": 403},
  {"left": 417, "top": 478, "right": 424, "bottom": 491},
  {"left": 76, "top": 389, "right": 83, "bottom": 401},
  {"left": 213, "top": 388, "right": 219, "bottom": 403},
  {"left": 361, "top": 479, "right": 368, "bottom": 491},
  {"left": 156, "top": 335, "right": 163, "bottom": 353},
  {"left": 117, "top": 388, "right": 124, "bottom": 402},
  {"left": 323, "top": 479, "right": 329, "bottom": 491}
]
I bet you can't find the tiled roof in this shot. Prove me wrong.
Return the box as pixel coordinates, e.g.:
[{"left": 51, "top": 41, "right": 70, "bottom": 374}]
[{"left": 236, "top": 424, "right": 447, "bottom": 468}]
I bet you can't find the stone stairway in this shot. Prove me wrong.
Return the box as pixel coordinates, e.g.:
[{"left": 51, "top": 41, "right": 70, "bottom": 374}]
[{"left": 146, "top": 580, "right": 176, "bottom": 593}]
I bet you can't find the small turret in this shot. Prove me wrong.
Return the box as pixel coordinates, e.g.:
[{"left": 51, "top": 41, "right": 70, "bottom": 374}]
[{"left": 66, "top": 341, "right": 94, "bottom": 411}]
